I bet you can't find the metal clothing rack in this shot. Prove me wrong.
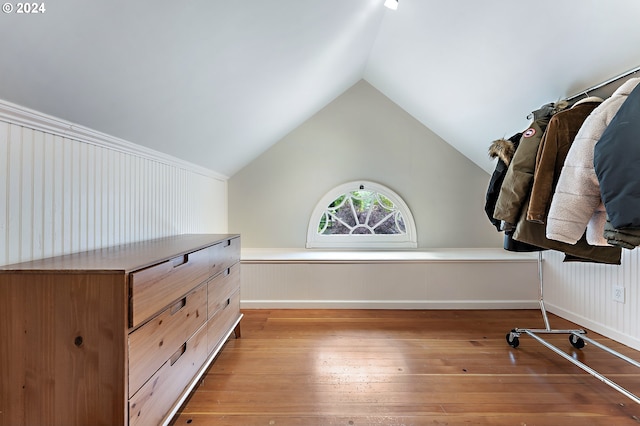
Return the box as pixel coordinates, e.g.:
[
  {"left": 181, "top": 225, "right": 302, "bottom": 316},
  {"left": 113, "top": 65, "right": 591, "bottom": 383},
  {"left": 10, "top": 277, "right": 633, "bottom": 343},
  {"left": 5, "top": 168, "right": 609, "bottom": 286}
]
[
  {"left": 526, "top": 64, "right": 640, "bottom": 120},
  {"left": 506, "top": 252, "right": 640, "bottom": 405},
  {"left": 506, "top": 65, "right": 640, "bottom": 403},
  {"left": 564, "top": 64, "right": 640, "bottom": 103}
]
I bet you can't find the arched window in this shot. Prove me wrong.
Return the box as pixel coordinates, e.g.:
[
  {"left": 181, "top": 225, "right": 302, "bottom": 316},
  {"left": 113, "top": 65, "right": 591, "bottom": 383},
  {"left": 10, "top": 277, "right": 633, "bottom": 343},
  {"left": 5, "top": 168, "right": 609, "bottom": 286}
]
[{"left": 306, "top": 181, "right": 417, "bottom": 249}]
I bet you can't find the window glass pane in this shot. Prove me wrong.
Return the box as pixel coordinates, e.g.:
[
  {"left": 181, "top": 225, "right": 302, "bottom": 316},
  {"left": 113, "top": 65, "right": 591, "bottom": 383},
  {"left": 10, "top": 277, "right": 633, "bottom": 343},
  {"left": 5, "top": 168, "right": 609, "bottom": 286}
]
[
  {"left": 318, "top": 189, "right": 406, "bottom": 235},
  {"left": 307, "top": 181, "right": 417, "bottom": 249}
]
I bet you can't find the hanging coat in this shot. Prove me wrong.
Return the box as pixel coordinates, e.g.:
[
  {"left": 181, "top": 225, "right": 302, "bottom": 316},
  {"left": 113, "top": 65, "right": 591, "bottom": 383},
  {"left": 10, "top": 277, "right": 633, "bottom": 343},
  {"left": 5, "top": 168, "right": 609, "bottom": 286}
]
[
  {"left": 594, "top": 82, "right": 640, "bottom": 248},
  {"left": 511, "top": 97, "right": 621, "bottom": 264},
  {"left": 484, "top": 135, "right": 543, "bottom": 252},
  {"left": 526, "top": 97, "right": 603, "bottom": 223},
  {"left": 492, "top": 103, "right": 563, "bottom": 227},
  {"left": 546, "top": 78, "right": 640, "bottom": 246}
]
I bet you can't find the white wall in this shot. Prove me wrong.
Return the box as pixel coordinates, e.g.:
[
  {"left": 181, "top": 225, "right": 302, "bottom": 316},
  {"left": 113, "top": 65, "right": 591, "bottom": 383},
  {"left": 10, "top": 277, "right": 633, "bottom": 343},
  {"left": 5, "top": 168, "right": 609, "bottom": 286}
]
[
  {"left": 0, "top": 100, "right": 228, "bottom": 266},
  {"left": 229, "top": 80, "right": 503, "bottom": 249}
]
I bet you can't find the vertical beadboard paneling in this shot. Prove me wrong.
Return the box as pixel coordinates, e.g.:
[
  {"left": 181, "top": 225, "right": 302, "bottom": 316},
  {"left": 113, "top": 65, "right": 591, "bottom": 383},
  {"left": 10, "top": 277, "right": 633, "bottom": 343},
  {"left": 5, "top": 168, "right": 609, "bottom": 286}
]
[
  {"left": 0, "top": 106, "right": 228, "bottom": 266},
  {"left": 632, "top": 252, "right": 640, "bottom": 338},
  {"left": 545, "top": 250, "right": 640, "bottom": 350},
  {"left": 85, "top": 143, "right": 95, "bottom": 251},
  {"left": 32, "top": 129, "right": 44, "bottom": 258},
  {"left": 52, "top": 135, "right": 64, "bottom": 256},
  {"left": 78, "top": 141, "right": 88, "bottom": 252},
  {"left": 7, "top": 124, "right": 22, "bottom": 264},
  {"left": 62, "top": 136, "right": 73, "bottom": 253},
  {"left": 0, "top": 121, "right": 8, "bottom": 264},
  {"left": 20, "top": 126, "right": 34, "bottom": 261}
]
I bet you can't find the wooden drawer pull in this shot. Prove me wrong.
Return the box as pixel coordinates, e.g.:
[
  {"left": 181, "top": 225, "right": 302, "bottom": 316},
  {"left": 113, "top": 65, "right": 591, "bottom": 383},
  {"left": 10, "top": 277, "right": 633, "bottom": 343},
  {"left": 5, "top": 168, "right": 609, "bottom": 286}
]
[
  {"left": 170, "top": 297, "right": 186, "bottom": 315},
  {"left": 170, "top": 343, "right": 187, "bottom": 366},
  {"left": 172, "top": 254, "right": 188, "bottom": 268}
]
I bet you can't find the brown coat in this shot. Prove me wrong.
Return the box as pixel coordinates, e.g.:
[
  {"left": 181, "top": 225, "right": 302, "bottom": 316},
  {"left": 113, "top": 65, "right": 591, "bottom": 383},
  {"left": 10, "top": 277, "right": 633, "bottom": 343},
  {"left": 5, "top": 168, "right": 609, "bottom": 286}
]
[{"left": 526, "top": 97, "right": 603, "bottom": 223}]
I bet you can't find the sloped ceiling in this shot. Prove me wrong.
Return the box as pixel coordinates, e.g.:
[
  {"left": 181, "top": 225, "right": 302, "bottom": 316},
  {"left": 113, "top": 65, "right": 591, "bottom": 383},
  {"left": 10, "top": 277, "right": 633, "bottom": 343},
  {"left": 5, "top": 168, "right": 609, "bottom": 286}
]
[{"left": 1, "top": 0, "right": 640, "bottom": 177}]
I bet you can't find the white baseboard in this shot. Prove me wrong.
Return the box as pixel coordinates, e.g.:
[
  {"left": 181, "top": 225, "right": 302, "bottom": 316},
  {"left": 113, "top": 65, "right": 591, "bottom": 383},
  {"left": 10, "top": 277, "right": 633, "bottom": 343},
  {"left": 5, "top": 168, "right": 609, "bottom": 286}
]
[
  {"left": 241, "top": 299, "right": 539, "bottom": 310},
  {"left": 546, "top": 303, "right": 640, "bottom": 352}
]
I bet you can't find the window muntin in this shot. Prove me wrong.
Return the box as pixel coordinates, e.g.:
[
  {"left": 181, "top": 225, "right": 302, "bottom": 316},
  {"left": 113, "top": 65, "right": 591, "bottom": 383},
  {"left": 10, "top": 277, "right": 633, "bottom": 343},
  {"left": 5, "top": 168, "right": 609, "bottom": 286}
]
[
  {"left": 318, "top": 190, "right": 406, "bottom": 235},
  {"left": 307, "top": 181, "right": 417, "bottom": 249}
]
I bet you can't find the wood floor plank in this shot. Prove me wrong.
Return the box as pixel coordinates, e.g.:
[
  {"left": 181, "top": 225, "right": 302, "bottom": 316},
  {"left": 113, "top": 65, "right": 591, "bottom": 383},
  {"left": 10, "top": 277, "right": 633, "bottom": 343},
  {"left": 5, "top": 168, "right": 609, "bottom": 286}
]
[{"left": 170, "top": 309, "right": 640, "bottom": 425}]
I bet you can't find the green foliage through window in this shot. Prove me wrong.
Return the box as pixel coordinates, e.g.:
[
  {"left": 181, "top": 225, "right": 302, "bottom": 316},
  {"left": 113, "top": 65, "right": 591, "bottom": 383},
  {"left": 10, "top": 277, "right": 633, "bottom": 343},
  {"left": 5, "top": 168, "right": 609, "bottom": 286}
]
[{"left": 317, "top": 190, "right": 406, "bottom": 235}]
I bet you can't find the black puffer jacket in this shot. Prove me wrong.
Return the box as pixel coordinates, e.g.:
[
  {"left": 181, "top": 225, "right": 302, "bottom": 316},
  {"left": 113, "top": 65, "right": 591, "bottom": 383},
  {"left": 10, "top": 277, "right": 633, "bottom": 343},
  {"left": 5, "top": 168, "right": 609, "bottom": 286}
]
[{"left": 594, "top": 82, "right": 640, "bottom": 231}]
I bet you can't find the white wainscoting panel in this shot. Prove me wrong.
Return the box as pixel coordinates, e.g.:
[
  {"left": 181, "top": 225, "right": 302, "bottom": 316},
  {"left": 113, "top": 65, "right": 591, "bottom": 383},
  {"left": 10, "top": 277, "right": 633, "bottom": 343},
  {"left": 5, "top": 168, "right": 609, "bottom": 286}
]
[
  {"left": 0, "top": 102, "right": 227, "bottom": 266},
  {"left": 544, "top": 250, "right": 640, "bottom": 351}
]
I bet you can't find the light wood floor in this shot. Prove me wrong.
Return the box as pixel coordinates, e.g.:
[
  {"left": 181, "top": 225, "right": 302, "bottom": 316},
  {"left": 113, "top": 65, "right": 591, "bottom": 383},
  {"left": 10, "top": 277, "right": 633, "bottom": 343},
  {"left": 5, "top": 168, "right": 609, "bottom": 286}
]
[{"left": 171, "top": 309, "right": 640, "bottom": 425}]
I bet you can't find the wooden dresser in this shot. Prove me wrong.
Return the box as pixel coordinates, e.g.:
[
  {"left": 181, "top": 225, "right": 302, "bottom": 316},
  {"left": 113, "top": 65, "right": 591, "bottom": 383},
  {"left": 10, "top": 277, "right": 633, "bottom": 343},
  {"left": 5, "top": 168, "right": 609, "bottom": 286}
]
[{"left": 0, "top": 234, "right": 242, "bottom": 426}]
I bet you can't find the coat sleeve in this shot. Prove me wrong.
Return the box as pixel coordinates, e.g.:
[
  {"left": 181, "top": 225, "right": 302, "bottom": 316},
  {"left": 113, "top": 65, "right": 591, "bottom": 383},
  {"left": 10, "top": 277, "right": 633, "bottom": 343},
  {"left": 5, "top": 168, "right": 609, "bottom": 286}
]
[
  {"left": 526, "top": 118, "right": 558, "bottom": 223},
  {"left": 484, "top": 161, "right": 507, "bottom": 231},
  {"left": 546, "top": 111, "right": 609, "bottom": 245}
]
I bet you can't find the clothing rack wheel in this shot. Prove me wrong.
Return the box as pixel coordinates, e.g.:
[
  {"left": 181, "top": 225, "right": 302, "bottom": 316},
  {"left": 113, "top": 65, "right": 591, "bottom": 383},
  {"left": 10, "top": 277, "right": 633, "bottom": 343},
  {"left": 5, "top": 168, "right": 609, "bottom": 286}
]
[
  {"left": 506, "top": 252, "right": 640, "bottom": 405},
  {"left": 505, "top": 328, "right": 587, "bottom": 349}
]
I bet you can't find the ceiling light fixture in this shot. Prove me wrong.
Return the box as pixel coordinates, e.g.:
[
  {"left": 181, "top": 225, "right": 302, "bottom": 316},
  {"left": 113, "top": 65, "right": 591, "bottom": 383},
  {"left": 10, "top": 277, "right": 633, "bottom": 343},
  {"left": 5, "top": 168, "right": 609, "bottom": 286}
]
[{"left": 384, "top": 0, "right": 398, "bottom": 10}]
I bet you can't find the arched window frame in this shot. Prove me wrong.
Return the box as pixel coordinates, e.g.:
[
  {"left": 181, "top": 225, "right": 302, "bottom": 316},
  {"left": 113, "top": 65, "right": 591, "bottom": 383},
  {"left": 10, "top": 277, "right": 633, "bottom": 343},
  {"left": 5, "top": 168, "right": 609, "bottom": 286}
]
[{"left": 306, "top": 180, "right": 417, "bottom": 249}]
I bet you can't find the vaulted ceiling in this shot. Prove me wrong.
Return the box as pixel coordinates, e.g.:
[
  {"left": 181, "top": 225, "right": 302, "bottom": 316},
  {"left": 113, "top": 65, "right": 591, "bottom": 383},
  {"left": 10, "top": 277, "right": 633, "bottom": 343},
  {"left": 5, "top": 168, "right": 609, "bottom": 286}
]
[{"left": 1, "top": 0, "right": 640, "bottom": 177}]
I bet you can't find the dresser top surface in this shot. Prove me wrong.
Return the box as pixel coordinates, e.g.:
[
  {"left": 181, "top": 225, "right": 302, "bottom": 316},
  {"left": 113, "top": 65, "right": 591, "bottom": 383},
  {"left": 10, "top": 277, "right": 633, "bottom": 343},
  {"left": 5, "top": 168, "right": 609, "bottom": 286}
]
[{"left": 0, "top": 234, "right": 239, "bottom": 273}]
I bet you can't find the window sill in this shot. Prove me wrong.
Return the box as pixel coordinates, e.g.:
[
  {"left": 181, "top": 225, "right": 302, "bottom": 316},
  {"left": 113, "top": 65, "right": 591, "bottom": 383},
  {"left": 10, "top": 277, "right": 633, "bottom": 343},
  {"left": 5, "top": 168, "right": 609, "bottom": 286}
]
[{"left": 241, "top": 248, "right": 538, "bottom": 264}]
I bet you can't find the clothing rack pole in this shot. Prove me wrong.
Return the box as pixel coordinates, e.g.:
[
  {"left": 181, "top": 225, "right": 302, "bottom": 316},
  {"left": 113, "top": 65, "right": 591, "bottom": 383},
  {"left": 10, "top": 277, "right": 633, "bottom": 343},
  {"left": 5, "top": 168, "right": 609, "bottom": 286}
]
[
  {"left": 564, "top": 64, "right": 640, "bottom": 103},
  {"left": 536, "top": 251, "right": 551, "bottom": 331},
  {"left": 506, "top": 252, "right": 640, "bottom": 404}
]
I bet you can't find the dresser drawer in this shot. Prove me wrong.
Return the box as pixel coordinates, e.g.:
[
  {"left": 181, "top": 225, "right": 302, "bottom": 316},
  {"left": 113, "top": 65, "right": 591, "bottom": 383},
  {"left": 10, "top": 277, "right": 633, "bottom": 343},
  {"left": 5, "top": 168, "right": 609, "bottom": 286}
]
[
  {"left": 207, "top": 290, "right": 241, "bottom": 354},
  {"left": 129, "top": 323, "right": 208, "bottom": 426},
  {"left": 209, "top": 237, "right": 241, "bottom": 277},
  {"left": 128, "top": 283, "right": 207, "bottom": 397},
  {"left": 207, "top": 263, "right": 240, "bottom": 319},
  {"left": 130, "top": 245, "right": 213, "bottom": 327}
]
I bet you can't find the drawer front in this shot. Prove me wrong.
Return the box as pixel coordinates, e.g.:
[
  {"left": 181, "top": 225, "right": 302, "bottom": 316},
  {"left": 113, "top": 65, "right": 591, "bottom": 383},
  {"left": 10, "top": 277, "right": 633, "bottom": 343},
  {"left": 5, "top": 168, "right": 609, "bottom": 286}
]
[
  {"left": 130, "top": 245, "right": 213, "bottom": 327},
  {"left": 207, "top": 263, "right": 240, "bottom": 319},
  {"left": 128, "top": 284, "right": 207, "bottom": 397},
  {"left": 129, "top": 323, "right": 208, "bottom": 426},
  {"left": 207, "top": 290, "right": 241, "bottom": 355},
  {"left": 209, "top": 236, "right": 241, "bottom": 278}
]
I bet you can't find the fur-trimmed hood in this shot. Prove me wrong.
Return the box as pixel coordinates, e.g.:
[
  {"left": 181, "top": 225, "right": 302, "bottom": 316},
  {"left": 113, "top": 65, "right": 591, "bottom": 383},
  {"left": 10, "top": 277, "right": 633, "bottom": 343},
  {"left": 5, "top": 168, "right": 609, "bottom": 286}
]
[{"left": 488, "top": 138, "right": 516, "bottom": 166}]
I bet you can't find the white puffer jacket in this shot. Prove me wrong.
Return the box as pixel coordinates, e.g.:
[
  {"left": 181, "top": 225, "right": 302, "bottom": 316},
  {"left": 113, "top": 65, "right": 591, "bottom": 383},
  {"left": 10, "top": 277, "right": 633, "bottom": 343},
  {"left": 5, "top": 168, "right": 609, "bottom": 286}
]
[{"left": 546, "top": 77, "right": 640, "bottom": 245}]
